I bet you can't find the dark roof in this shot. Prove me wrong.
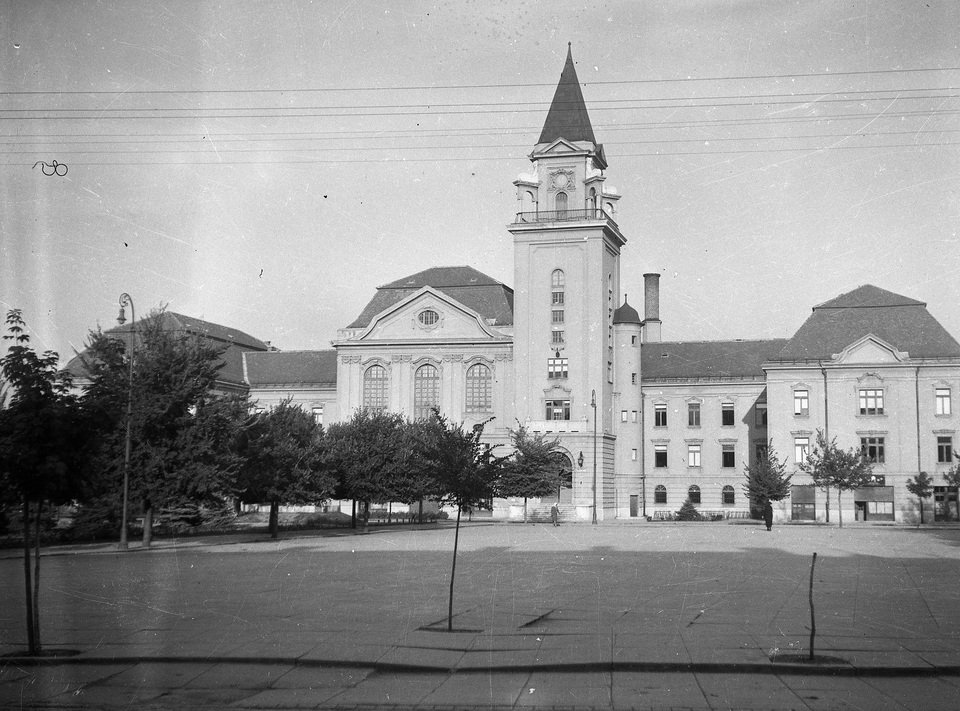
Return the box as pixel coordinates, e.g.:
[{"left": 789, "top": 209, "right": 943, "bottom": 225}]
[
  {"left": 773, "top": 285, "right": 960, "bottom": 361},
  {"left": 642, "top": 340, "right": 790, "bottom": 380},
  {"left": 65, "top": 311, "right": 269, "bottom": 387},
  {"left": 348, "top": 266, "right": 514, "bottom": 329},
  {"left": 245, "top": 350, "right": 338, "bottom": 386},
  {"left": 537, "top": 45, "right": 597, "bottom": 146},
  {"left": 613, "top": 298, "right": 642, "bottom": 325}
]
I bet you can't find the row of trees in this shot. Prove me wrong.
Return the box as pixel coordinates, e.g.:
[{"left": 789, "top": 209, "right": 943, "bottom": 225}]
[
  {"left": 744, "top": 433, "right": 960, "bottom": 526},
  {"left": 1, "top": 308, "right": 569, "bottom": 653}
]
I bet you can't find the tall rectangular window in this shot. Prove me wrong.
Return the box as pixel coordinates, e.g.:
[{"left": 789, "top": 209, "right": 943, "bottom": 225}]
[
  {"left": 631, "top": 410, "right": 638, "bottom": 423},
  {"left": 654, "top": 404, "right": 667, "bottom": 427},
  {"left": 688, "top": 403, "right": 701, "bottom": 427},
  {"left": 859, "top": 389, "right": 884, "bottom": 415},
  {"left": 936, "top": 388, "right": 952, "bottom": 415},
  {"left": 938, "top": 436, "right": 953, "bottom": 463},
  {"left": 311, "top": 406, "right": 324, "bottom": 425},
  {"left": 721, "top": 404, "right": 735, "bottom": 426},
  {"left": 687, "top": 444, "right": 701, "bottom": 467},
  {"left": 860, "top": 436, "right": 885, "bottom": 463},
  {"left": 631, "top": 448, "right": 638, "bottom": 461},
  {"left": 547, "top": 358, "right": 568, "bottom": 379},
  {"left": 755, "top": 405, "right": 768, "bottom": 427},
  {"left": 631, "top": 372, "right": 637, "bottom": 384},
  {"left": 654, "top": 445, "right": 668, "bottom": 468},
  {"left": 545, "top": 400, "right": 571, "bottom": 421},
  {"left": 795, "top": 437, "right": 810, "bottom": 464},
  {"left": 621, "top": 410, "right": 628, "bottom": 422},
  {"left": 363, "top": 364, "right": 388, "bottom": 413},
  {"left": 794, "top": 390, "right": 809, "bottom": 416},
  {"left": 465, "top": 363, "right": 492, "bottom": 413},
  {"left": 722, "top": 444, "right": 736, "bottom": 468}
]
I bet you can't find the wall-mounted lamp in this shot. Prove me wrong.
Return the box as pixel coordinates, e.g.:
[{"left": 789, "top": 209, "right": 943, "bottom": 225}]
[{"left": 577, "top": 451, "right": 584, "bottom": 468}]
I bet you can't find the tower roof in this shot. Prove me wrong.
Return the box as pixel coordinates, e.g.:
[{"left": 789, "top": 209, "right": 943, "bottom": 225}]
[
  {"left": 538, "top": 45, "right": 597, "bottom": 146},
  {"left": 613, "top": 297, "right": 642, "bottom": 325}
]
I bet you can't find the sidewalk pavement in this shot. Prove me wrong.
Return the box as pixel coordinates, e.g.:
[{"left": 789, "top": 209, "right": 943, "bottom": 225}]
[{"left": 2, "top": 522, "right": 959, "bottom": 709}]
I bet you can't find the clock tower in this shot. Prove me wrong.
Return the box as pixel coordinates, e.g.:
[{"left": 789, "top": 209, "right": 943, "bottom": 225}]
[{"left": 508, "top": 45, "right": 627, "bottom": 521}]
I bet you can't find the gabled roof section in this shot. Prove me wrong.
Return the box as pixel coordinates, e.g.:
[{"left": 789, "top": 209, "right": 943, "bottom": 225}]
[
  {"left": 65, "top": 311, "right": 269, "bottom": 387},
  {"left": 348, "top": 266, "right": 514, "bottom": 329},
  {"left": 244, "top": 350, "right": 338, "bottom": 386},
  {"left": 773, "top": 285, "right": 960, "bottom": 361},
  {"left": 538, "top": 45, "right": 597, "bottom": 146},
  {"left": 642, "top": 339, "right": 789, "bottom": 380}
]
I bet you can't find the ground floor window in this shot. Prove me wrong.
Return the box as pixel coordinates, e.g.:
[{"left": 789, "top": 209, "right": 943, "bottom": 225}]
[
  {"left": 654, "top": 485, "right": 667, "bottom": 504},
  {"left": 791, "top": 484, "right": 816, "bottom": 521},
  {"left": 722, "top": 485, "right": 735, "bottom": 505},
  {"left": 934, "top": 486, "right": 959, "bottom": 521},
  {"left": 854, "top": 486, "right": 895, "bottom": 521},
  {"left": 687, "top": 485, "right": 701, "bottom": 504}
]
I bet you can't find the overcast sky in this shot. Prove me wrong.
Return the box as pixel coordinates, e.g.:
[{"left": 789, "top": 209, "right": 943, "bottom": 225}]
[{"left": 2, "top": 0, "right": 958, "bottom": 362}]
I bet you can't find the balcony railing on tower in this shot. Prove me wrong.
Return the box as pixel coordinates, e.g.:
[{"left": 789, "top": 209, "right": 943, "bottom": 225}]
[{"left": 514, "top": 207, "right": 618, "bottom": 228}]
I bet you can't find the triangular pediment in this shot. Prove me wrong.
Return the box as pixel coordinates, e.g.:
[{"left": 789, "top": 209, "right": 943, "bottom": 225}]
[
  {"left": 534, "top": 137, "right": 589, "bottom": 156},
  {"left": 354, "top": 287, "right": 506, "bottom": 342},
  {"left": 832, "top": 334, "right": 908, "bottom": 364}
]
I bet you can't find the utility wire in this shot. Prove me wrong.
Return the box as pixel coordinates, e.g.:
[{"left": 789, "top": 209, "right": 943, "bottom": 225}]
[{"left": 3, "top": 65, "right": 960, "bottom": 95}]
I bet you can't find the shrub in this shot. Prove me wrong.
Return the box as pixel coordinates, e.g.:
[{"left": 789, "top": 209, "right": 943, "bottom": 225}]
[{"left": 675, "top": 498, "right": 704, "bottom": 521}]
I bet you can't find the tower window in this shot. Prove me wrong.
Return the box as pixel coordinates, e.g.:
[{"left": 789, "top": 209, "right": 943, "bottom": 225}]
[
  {"left": 552, "top": 310, "right": 564, "bottom": 324},
  {"left": 547, "top": 358, "right": 568, "bottom": 379},
  {"left": 545, "top": 399, "right": 571, "bottom": 421},
  {"left": 551, "top": 330, "right": 565, "bottom": 344},
  {"left": 552, "top": 269, "right": 565, "bottom": 288},
  {"left": 859, "top": 389, "right": 884, "bottom": 415},
  {"left": 555, "top": 191, "right": 568, "bottom": 217}
]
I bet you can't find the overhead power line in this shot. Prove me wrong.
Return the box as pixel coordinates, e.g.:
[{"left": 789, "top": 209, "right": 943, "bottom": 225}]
[{"left": 2, "top": 65, "right": 959, "bottom": 96}]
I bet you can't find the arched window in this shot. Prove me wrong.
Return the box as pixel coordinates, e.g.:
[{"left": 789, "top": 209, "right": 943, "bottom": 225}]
[
  {"left": 589, "top": 187, "right": 598, "bottom": 216},
  {"left": 722, "top": 485, "right": 735, "bottom": 505},
  {"left": 414, "top": 364, "right": 440, "bottom": 420},
  {"left": 688, "top": 485, "right": 701, "bottom": 505},
  {"left": 521, "top": 189, "right": 536, "bottom": 216},
  {"left": 551, "top": 269, "right": 565, "bottom": 288},
  {"left": 555, "top": 191, "right": 567, "bottom": 217},
  {"left": 654, "top": 485, "right": 667, "bottom": 504},
  {"left": 465, "top": 363, "right": 491, "bottom": 413},
  {"left": 363, "top": 365, "right": 387, "bottom": 413}
]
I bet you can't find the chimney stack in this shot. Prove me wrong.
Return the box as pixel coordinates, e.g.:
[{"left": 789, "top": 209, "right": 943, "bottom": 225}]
[{"left": 642, "top": 273, "right": 661, "bottom": 343}]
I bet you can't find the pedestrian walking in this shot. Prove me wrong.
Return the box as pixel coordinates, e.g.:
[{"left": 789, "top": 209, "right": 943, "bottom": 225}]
[
  {"left": 550, "top": 502, "right": 560, "bottom": 527},
  {"left": 763, "top": 500, "right": 773, "bottom": 531}
]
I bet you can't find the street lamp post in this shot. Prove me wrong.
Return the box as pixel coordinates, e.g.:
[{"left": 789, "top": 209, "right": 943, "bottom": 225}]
[
  {"left": 116, "top": 293, "right": 135, "bottom": 550},
  {"left": 591, "top": 389, "right": 597, "bottom": 525}
]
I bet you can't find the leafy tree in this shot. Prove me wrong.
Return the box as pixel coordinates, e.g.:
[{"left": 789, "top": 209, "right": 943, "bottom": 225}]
[
  {"left": 497, "top": 423, "right": 563, "bottom": 522},
  {"left": 675, "top": 498, "right": 703, "bottom": 521},
  {"left": 78, "top": 310, "right": 241, "bottom": 546},
  {"left": 743, "top": 441, "right": 793, "bottom": 508},
  {"left": 0, "top": 310, "right": 87, "bottom": 655},
  {"left": 325, "top": 409, "right": 412, "bottom": 528},
  {"left": 236, "top": 400, "right": 333, "bottom": 538},
  {"left": 418, "top": 413, "right": 506, "bottom": 630},
  {"left": 906, "top": 471, "right": 934, "bottom": 526},
  {"left": 798, "top": 430, "right": 873, "bottom": 528}
]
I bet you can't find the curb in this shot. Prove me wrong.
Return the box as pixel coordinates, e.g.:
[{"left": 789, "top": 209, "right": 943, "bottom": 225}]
[{"left": 4, "top": 655, "right": 959, "bottom": 678}]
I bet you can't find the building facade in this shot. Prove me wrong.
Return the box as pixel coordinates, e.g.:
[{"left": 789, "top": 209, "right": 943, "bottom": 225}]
[{"left": 236, "top": 49, "right": 960, "bottom": 523}]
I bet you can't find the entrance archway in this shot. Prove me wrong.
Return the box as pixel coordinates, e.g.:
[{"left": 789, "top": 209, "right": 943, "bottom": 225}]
[{"left": 541, "top": 452, "right": 574, "bottom": 504}]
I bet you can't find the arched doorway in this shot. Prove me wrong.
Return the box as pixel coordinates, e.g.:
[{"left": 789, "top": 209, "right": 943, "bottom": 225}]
[{"left": 541, "top": 452, "right": 574, "bottom": 504}]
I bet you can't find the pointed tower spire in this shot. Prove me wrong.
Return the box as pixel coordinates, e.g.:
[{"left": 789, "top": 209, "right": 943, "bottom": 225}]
[{"left": 538, "top": 43, "right": 597, "bottom": 145}]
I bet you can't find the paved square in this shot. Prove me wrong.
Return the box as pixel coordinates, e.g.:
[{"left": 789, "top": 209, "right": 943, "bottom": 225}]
[{"left": 1, "top": 521, "right": 959, "bottom": 709}]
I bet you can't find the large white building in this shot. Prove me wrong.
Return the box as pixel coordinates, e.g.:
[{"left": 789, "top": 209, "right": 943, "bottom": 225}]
[{"left": 237, "top": 48, "right": 960, "bottom": 524}]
